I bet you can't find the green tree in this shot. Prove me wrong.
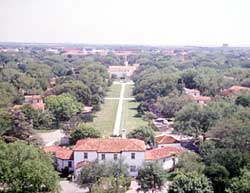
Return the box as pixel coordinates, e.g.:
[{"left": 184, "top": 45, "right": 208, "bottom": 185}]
[
  {"left": 226, "top": 168, "right": 250, "bottom": 193},
  {"left": 45, "top": 93, "right": 83, "bottom": 125},
  {"left": 235, "top": 95, "right": 250, "bottom": 107},
  {"left": 4, "top": 110, "right": 33, "bottom": 141},
  {"left": 127, "top": 126, "right": 155, "bottom": 145},
  {"left": 204, "top": 163, "right": 230, "bottom": 193},
  {"left": 91, "top": 176, "right": 129, "bottom": 193},
  {"left": 0, "top": 108, "right": 12, "bottom": 136},
  {"left": 174, "top": 103, "right": 217, "bottom": 138},
  {"left": 168, "top": 171, "right": 213, "bottom": 193},
  {"left": 176, "top": 152, "right": 205, "bottom": 174},
  {"left": 154, "top": 94, "right": 192, "bottom": 118},
  {"left": 21, "top": 104, "right": 54, "bottom": 130},
  {"left": 136, "top": 162, "right": 166, "bottom": 193},
  {"left": 77, "top": 161, "right": 130, "bottom": 193},
  {"left": 70, "top": 124, "right": 101, "bottom": 144},
  {"left": 0, "top": 140, "right": 59, "bottom": 193}
]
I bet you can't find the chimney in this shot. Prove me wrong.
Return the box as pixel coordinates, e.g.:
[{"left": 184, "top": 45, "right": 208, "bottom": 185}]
[{"left": 121, "top": 128, "right": 126, "bottom": 139}]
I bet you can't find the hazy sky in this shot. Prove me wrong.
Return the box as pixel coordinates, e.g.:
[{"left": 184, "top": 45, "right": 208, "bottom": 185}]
[{"left": 0, "top": 0, "right": 250, "bottom": 46}]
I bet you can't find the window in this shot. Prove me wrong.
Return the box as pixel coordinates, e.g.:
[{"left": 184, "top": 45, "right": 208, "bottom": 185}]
[
  {"left": 131, "top": 153, "right": 135, "bottom": 159},
  {"left": 101, "top": 154, "right": 105, "bottom": 160},
  {"left": 84, "top": 152, "right": 88, "bottom": 159},
  {"left": 114, "top": 154, "right": 118, "bottom": 160},
  {"left": 68, "top": 161, "right": 72, "bottom": 168},
  {"left": 130, "top": 166, "right": 136, "bottom": 172}
]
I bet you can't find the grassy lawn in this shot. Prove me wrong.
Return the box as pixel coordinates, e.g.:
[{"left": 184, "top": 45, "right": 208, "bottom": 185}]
[
  {"left": 106, "top": 84, "right": 121, "bottom": 98},
  {"left": 86, "top": 99, "right": 118, "bottom": 137},
  {"left": 124, "top": 84, "right": 134, "bottom": 98},
  {"left": 120, "top": 100, "right": 148, "bottom": 134}
]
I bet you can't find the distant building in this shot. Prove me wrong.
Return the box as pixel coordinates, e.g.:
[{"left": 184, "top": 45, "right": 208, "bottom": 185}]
[
  {"left": 145, "top": 146, "right": 186, "bottom": 170},
  {"left": 152, "top": 118, "right": 174, "bottom": 132},
  {"left": 13, "top": 95, "right": 45, "bottom": 111},
  {"left": 108, "top": 64, "right": 139, "bottom": 79},
  {"left": 44, "top": 146, "right": 74, "bottom": 172},
  {"left": 222, "top": 85, "right": 250, "bottom": 96},
  {"left": 45, "top": 48, "right": 60, "bottom": 54},
  {"left": 184, "top": 88, "right": 211, "bottom": 105},
  {"left": 155, "top": 135, "right": 181, "bottom": 148}
]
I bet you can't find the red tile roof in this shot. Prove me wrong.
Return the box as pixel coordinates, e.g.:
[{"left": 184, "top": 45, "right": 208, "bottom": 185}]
[
  {"left": 193, "top": 95, "right": 211, "bottom": 101},
  {"left": 155, "top": 135, "right": 179, "bottom": 144},
  {"left": 73, "top": 138, "right": 145, "bottom": 153},
  {"left": 44, "top": 146, "right": 73, "bottom": 160},
  {"left": 25, "top": 95, "right": 42, "bottom": 100},
  {"left": 75, "top": 161, "right": 91, "bottom": 169},
  {"left": 145, "top": 146, "right": 186, "bottom": 161},
  {"left": 223, "top": 85, "right": 250, "bottom": 96}
]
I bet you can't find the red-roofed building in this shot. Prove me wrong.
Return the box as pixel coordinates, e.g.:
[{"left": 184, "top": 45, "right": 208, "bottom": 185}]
[
  {"left": 155, "top": 135, "right": 181, "bottom": 148},
  {"left": 222, "top": 85, "right": 250, "bottom": 96},
  {"left": 145, "top": 146, "right": 186, "bottom": 170},
  {"left": 44, "top": 146, "right": 74, "bottom": 172},
  {"left": 108, "top": 64, "right": 139, "bottom": 79},
  {"left": 43, "top": 137, "right": 189, "bottom": 176},
  {"left": 74, "top": 138, "right": 145, "bottom": 176},
  {"left": 184, "top": 88, "right": 211, "bottom": 105},
  {"left": 12, "top": 95, "right": 45, "bottom": 111}
]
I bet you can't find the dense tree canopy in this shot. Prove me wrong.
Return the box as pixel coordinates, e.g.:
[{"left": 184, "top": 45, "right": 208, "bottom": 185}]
[
  {"left": 0, "top": 140, "right": 59, "bottom": 193},
  {"left": 136, "top": 162, "right": 166, "bottom": 193},
  {"left": 70, "top": 124, "right": 101, "bottom": 144},
  {"left": 168, "top": 172, "right": 213, "bottom": 193}
]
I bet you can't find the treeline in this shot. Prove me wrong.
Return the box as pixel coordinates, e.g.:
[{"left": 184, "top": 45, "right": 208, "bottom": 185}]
[
  {"left": 132, "top": 50, "right": 250, "bottom": 193},
  {"left": 0, "top": 51, "right": 110, "bottom": 142},
  {"left": 133, "top": 49, "right": 250, "bottom": 114}
]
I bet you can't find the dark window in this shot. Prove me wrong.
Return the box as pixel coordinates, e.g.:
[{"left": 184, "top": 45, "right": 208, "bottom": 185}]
[
  {"left": 114, "top": 154, "right": 118, "bottom": 160},
  {"left": 131, "top": 153, "right": 135, "bottom": 159},
  {"left": 101, "top": 154, "right": 105, "bottom": 160},
  {"left": 130, "top": 165, "right": 136, "bottom": 172},
  {"left": 68, "top": 161, "right": 72, "bottom": 167},
  {"left": 84, "top": 152, "right": 88, "bottom": 159}
]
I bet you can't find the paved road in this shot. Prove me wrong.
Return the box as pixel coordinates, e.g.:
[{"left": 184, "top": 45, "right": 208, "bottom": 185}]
[
  {"left": 60, "top": 180, "right": 88, "bottom": 193},
  {"left": 113, "top": 82, "right": 125, "bottom": 136},
  {"left": 105, "top": 97, "right": 135, "bottom": 100},
  {"left": 37, "top": 129, "right": 65, "bottom": 146}
]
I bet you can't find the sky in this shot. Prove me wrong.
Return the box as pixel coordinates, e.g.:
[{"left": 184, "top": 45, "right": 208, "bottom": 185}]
[{"left": 0, "top": 0, "right": 250, "bottom": 46}]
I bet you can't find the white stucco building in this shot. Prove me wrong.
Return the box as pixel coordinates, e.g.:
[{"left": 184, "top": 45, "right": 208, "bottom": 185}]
[
  {"left": 44, "top": 137, "right": 186, "bottom": 177},
  {"left": 155, "top": 135, "right": 182, "bottom": 148}
]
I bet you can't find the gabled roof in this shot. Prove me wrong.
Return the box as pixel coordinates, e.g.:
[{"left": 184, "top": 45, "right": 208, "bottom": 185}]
[
  {"left": 44, "top": 146, "right": 73, "bottom": 160},
  {"left": 145, "top": 146, "right": 186, "bottom": 161},
  {"left": 223, "top": 85, "right": 250, "bottom": 95},
  {"left": 73, "top": 138, "right": 145, "bottom": 153},
  {"left": 193, "top": 95, "right": 211, "bottom": 101},
  {"left": 155, "top": 135, "right": 179, "bottom": 144},
  {"left": 25, "top": 95, "right": 42, "bottom": 100},
  {"left": 75, "top": 161, "right": 91, "bottom": 169}
]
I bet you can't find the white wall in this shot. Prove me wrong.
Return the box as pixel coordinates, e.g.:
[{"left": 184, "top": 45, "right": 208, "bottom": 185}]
[
  {"left": 121, "top": 151, "right": 145, "bottom": 177},
  {"left": 74, "top": 151, "right": 98, "bottom": 169},
  {"left": 97, "top": 152, "right": 121, "bottom": 162},
  {"left": 145, "top": 156, "right": 179, "bottom": 170},
  {"left": 74, "top": 151, "right": 145, "bottom": 177}
]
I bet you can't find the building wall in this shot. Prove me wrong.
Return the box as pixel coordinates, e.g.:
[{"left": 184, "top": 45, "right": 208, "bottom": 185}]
[
  {"left": 56, "top": 159, "right": 74, "bottom": 172},
  {"left": 121, "top": 151, "right": 145, "bottom": 177},
  {"left": 97, "top": 152, "right": 121, "bottom": 162},
  {"left": 74, "top": 151, "right": 145, "bottom": 177},
  {"left": 145, "top": 157, "right": 179, "bottom": 170},
  {"left": 74, "top": 151, "right": 98, "bottom": 169}
]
